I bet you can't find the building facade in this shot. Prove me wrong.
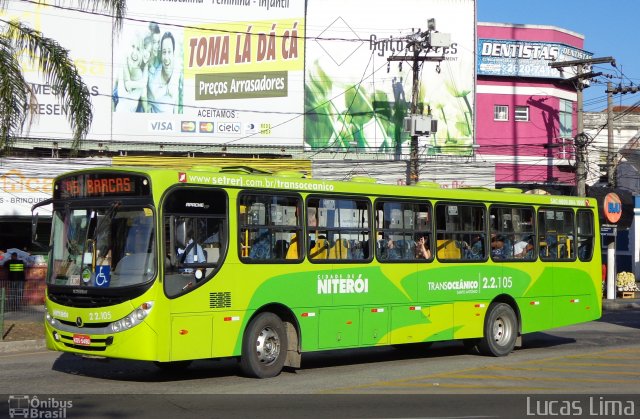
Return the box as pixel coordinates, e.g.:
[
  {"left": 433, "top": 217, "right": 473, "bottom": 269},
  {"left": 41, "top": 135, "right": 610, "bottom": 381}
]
[{"left": 476, "top": 22, "right": 588, "bottom": 192}]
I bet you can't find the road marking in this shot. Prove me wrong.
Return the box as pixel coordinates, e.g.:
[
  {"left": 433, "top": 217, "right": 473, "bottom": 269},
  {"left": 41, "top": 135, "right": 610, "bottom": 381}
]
[
  {"left": 493, "top": 365, "right": 640, "bottom": 377},
  {"left": 569, "top": 355, "right": 640, "bottom": 361},
  {"left": 537, "top": 360, "right": 640, "bottom": 369},
  {"left": 448, "top": 373, "right": 640, "bottom": 384},
  {"left": 320, "top": 347, "right": 640, "bottom": 394},
  {"left": 0, "top": 350, "right": 48, "bottom": 358}
]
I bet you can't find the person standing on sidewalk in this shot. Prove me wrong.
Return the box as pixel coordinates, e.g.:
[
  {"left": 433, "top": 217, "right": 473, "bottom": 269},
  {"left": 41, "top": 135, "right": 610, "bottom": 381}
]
[{"left": 6, "top": 252, "right": 25, "bottom": 310}]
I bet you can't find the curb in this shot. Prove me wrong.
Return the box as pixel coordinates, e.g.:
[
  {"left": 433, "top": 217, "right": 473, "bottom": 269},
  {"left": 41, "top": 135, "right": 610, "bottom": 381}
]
[
  {"left": 602, "top": 299, "right": 640, "bottom": 311},
  {"left": 0, "top": 339, "right": 46, "bottom": 354}
]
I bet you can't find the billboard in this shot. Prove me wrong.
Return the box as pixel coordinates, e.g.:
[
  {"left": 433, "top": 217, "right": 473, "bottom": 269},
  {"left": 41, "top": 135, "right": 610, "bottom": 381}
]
[
  {"left": 477, "top": 39, "right": 593, "bottom": 79},
  {"left": 305, "top": 0, "right": 475, "bottom": 154},
  {"left": 3, "top": 0, "right": 475, "bottom": 153}
]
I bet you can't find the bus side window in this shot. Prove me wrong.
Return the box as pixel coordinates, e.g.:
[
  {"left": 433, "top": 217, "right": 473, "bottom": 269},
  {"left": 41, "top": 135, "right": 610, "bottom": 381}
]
[
  {"left": 240, "top": 193, "right": 302, "bottom": 263},
  {"left": 577, "top": 209, "right": 594, "bottom": 261}
]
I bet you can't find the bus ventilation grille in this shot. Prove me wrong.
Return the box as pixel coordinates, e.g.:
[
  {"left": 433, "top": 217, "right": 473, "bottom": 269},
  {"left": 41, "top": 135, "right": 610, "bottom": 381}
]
[{"left": 210, "top": 292, "right": 232, "bottom": 308}]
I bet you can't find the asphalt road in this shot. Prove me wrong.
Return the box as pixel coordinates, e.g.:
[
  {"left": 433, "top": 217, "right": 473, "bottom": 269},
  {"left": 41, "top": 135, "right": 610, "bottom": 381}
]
[{"left": 1, "top": 310, "right": 639, "bottom": 418}]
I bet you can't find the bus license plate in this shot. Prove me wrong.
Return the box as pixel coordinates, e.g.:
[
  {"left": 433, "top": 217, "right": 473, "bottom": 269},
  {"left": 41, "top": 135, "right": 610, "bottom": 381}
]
[{"left": 73, "top": 334, "right": 91, "bottom": 346}]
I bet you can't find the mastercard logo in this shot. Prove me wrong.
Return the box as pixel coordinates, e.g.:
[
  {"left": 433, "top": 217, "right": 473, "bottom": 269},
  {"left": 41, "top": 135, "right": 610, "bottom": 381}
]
[
  {"left": 181, "top": 121, "right": 196, "bottom": 132},
  {"left": 199, "top": 122, "right": 214, "bottom": 133}
]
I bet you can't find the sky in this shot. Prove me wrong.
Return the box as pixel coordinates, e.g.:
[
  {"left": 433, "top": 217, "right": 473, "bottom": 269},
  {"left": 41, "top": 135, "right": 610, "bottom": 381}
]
[{"left": 477, "top": 0, "right": 640, "bottom": 113}]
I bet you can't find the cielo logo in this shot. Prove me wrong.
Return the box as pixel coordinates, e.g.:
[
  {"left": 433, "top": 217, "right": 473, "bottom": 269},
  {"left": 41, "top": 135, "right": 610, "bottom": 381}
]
[
  {"left": 8, "top": 395, "right": 73, "bottom": 418},
  {"left": 217, "top": 121, "right": 241, "bottom": 133},
  {"left": 149, "top": 121, "right": 175, "bottom": 132}
]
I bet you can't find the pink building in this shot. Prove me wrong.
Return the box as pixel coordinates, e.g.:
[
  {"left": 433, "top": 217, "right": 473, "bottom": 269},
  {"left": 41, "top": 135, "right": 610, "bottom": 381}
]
[{"left": 477, "top": 23, "right": 590, "bottom": 193}]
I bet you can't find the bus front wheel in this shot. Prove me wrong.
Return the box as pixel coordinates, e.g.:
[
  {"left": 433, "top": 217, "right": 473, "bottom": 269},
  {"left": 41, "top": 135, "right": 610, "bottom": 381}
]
[
  {"left": 240, "top": 312, "right": 288, "bottom": 378},
  {"left": 478, "top": 303, "right": 518, "bottom": 357}
]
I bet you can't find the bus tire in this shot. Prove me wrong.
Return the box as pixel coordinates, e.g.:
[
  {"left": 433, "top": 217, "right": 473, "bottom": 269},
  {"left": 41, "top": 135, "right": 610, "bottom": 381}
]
[
  {"left": 478, "top": 303, "right": 517, "bottom": 357},
  {"left": 240, "top": 312, "right": 288, "bottom": 378}
]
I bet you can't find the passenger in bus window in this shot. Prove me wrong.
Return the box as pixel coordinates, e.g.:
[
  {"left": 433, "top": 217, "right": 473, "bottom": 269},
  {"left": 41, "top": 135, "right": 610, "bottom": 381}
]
[
  {"left": 545, "top": 234, "right": 558, "bottom": 259},
  {"left": 176, "top": 221, "right": 205, "bottom": 264},
  {"left": 386, "top": 237, "right": 395, "bottom": 250},
  {"left": 513, "top": 236, "right": 534, "bottom": 259},
  {"left": 384, "top": 236, "right": 401, "bottom": 260},
  {"left": 415, "top": 235, "right": 431, "bottom": 259},
  {"left": 491, "top": 235, "right": 506, "bottom": 259},
  {"left": 467, "top": 234, "right": 484, "bottom": 259}
]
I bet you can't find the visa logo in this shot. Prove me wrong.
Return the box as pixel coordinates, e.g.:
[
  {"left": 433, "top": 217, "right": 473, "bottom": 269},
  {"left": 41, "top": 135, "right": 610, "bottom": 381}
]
[{"left": 149, "top": 121, "right": 174, "bottom": 131}]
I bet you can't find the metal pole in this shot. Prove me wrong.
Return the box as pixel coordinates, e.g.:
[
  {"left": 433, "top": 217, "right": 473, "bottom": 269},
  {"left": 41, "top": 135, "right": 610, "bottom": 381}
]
[
  {"left": 576, "top": 64, "right": 585, "bottom": 197},
  {"left": 607, "top": 81, "right": 615, "bottom": 187},
  {"left": 607, "top": 235, "right": 617, "bottom": 300},
  {"left": 409, "top": 45, "right": 421, "bottom": 185},
  {"left": 0, "top": 287, "right": 4, "bottom": 340}
]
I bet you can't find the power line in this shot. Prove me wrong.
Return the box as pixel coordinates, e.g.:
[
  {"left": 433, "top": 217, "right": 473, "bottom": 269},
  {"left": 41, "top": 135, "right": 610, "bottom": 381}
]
[{"left": 15, "top": 0, "right": 401, "bottom": 44}]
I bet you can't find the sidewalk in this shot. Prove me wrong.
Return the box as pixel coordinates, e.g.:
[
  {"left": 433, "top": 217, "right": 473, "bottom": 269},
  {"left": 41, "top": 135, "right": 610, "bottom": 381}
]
[{"left": 1, "top": 305, "right": 46, "bottom": 354}]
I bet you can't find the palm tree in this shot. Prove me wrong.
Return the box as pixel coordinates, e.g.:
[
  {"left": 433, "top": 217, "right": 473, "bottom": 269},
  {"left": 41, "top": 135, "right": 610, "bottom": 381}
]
[{"left": 0, "top": 0, "right": 126, "bottom": 155}]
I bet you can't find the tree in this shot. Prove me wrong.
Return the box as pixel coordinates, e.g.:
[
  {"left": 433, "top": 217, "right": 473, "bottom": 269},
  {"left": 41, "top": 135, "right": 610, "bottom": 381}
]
[{"left": 0, "top": 0, "right": 126, "bottom": 155}]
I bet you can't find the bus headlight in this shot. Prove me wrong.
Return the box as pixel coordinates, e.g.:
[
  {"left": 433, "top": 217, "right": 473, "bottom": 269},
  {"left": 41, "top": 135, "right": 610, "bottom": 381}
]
[
  {"left": 44, "top": 309, "right": 59, "bottom": 328},
  {"left": 110, "top": 301, "right": 153, "bottom": 333}
]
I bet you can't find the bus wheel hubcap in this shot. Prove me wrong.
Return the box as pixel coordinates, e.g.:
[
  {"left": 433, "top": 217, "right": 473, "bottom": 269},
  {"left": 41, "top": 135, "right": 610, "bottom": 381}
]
[
  {"left": 493, "top": 317, "right": 510, "bottom": 345},
  {"left": 255, "top": 327, "right": 280, "bottom": 365}
]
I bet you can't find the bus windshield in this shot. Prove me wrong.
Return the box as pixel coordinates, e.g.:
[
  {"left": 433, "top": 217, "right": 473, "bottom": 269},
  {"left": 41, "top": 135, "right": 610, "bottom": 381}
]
[{"left": 48, "top": 204, "right": 156, "bottom": 288}]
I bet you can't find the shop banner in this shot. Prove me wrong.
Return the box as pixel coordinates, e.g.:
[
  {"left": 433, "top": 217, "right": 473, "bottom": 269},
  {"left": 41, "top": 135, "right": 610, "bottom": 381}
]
[
  {"left": 0, "top": 158, "right": 110, "bottom": 216},
  {"left": 477, "top": 39, "right": 593, "bottom": 79}
]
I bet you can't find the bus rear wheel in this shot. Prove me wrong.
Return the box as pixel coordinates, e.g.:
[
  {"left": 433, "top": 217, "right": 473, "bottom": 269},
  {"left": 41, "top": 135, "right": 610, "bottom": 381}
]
[
  {"left": 240, "top": 312, "right": 288, "bottom": 378},
  {"left": 478, "top": 303, "right": 517, "bottom": 357}
]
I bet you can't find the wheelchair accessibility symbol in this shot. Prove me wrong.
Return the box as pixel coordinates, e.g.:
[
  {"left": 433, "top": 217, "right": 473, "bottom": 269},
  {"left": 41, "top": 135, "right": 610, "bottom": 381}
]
[{"left": 95, "top": 266, "right": 111, "bottom": 287}]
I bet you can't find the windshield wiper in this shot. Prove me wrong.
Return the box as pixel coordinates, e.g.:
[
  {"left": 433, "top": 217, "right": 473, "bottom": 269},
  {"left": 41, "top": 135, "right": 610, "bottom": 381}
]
[
  {"left": 77, "top": 202, "right": 121, "bottom": 281},
  {"left": 94, "top": 201, "right": 121, "bottom": 239}
]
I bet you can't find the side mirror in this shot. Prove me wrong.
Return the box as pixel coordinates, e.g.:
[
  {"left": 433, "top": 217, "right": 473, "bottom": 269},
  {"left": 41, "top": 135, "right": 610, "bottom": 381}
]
[{"left": 31, "top": 198, "right": 53, "bottom": 248}]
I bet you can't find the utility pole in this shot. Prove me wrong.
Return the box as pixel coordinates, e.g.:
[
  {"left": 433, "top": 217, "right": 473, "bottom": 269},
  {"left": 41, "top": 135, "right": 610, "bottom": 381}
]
[
  {"left": 575, "top": 63, "right": 586, "bottom": 197},
  {"left": 387, "top": 19, "right": 449, "bottom": 184},
  {"left": 605, "top": 83, "right": 640, "bottom": 187},
  {"left": 549, "top": 56, "right": 615, "bottom": 196},
  {"left": 409, "top": 41, "right": 421, "bottom": 186},
  {"left": 607, "top": 81, "right": 615, "bottom": 187}
]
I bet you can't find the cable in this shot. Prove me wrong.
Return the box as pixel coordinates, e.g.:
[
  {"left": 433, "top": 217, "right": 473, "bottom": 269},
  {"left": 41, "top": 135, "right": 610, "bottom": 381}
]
[{"left": 16, "top": 0, "right": 407, "bottom": 44}]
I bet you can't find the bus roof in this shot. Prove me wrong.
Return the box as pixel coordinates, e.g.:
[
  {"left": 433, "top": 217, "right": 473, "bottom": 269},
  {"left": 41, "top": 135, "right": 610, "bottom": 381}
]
[{"left": 54, "top": 166, "right": 595, "bottom": 209}]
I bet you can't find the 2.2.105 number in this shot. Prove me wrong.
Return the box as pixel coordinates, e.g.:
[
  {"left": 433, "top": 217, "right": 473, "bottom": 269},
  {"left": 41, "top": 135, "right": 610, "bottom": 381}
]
[
  {"left": 482, "top": 276, "right": 513, "bottom": 289},
  {"left": 88, "top": 311, "right": 112, "bottom": 321}
]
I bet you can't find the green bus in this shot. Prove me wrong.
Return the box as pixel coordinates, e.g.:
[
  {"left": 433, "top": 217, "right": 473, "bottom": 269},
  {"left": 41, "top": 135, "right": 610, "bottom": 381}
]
[{"left": 33, "top": 166, "right": 602, "bottom": 378}]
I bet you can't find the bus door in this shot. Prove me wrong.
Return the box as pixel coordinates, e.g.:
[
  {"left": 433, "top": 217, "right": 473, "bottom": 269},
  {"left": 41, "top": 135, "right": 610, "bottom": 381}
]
[{"left": 161, "top": 187, "right": 227, "bottom": 360}]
